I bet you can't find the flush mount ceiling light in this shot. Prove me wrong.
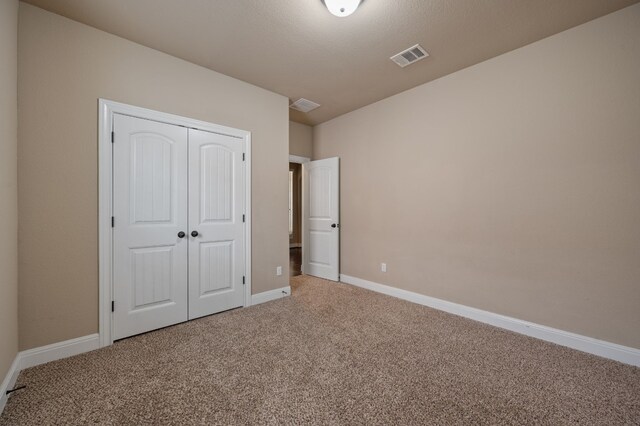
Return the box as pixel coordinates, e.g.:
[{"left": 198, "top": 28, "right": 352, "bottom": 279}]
[{"left": 323, "top": 0, "right": 362, "bottom": 17}]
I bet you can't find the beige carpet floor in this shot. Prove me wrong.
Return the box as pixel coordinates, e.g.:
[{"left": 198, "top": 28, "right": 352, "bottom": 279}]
[{"left": 1, "top": 275, "right": 639, "bottom": 425}]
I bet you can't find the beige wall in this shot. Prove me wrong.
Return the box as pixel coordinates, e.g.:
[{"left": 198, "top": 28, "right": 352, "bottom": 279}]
[
  {"left": 18, "top": 3, "right": 290, "bottom": 350},
  {"left": 314, "top": 4, "right": 640, "bottom": 349},
  {"left": 289, "top": 121, "right": 313, "bottom": 158},
  {"left": 0, "top": 0, "right": 19, "bottom": 380}
]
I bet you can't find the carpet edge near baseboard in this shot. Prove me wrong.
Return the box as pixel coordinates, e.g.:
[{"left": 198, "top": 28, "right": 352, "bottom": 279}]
[
  {"left": 339, "top": 274, "right": 640, "bottom": 367},
  {"left": 251, "top": 286, "right": 291, "bottom": 306},
  {"left": 0, "top": 356, "right": 20, "bottom": 416}
]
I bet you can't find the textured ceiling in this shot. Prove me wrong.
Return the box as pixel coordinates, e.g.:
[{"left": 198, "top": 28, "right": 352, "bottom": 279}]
[{"left": 22, "top": 0, "right": 639, "bottom": 125}]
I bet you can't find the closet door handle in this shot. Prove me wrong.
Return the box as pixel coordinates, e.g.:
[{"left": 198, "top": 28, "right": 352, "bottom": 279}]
[
  {"left": 177, "top": 231, "right": 186, "bottom": 238},
  {"left": 191, "top": 231, "right": 199, "bottom": 237}
]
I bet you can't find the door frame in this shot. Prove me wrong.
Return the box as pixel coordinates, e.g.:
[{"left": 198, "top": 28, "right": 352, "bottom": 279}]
[
  {"left": 289, "top": 155, "right": 309, "bottom": 274},
  {"left": 98, "top": 99, "right": 252, "bottom": 348}
]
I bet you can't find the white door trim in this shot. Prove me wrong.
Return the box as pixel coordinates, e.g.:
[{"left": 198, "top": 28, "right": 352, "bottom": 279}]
[
  {"left": 98, "top": 99, "right": 252, "bottom": 348},
  {"left": 289, "top": 155, "right": 310, "bottom": 164}
]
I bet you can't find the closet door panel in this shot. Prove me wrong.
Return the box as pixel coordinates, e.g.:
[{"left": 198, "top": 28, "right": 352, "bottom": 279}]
[
  {"left": 112, "top": 114, "right": 188, "bottom": 340},
  {"left": 188, "top": 128, "right": 245, "bottom": 319}
]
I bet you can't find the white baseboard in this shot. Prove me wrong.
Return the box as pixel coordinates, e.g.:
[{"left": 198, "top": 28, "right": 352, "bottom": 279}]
[
  {"left": 340, "top": 274, "right": 640, "bottom": 367},
  {"left": 1, "top": 333, "right": 100, "bottom": 415},
  {"left": 18, "top": 334, "right": 100, "bottom": 370},
  {"left": 251, "top": 286, "right": 291, "bottom": 306},
  {"left": 0, "top": 355, "right": 20, "bottom": 414}
]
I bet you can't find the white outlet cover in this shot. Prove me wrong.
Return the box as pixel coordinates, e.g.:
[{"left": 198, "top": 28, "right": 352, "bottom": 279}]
[
  {"left": 276, "top": 266, "right": 283, "bottom": 276},
  {"left": 381, "top": 263, "right": 387, "bottom": 272}
]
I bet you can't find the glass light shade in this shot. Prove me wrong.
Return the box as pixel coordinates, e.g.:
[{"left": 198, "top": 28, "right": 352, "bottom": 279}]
[{"left": 324, "top": 0, "right": 361, "bottom": 17}]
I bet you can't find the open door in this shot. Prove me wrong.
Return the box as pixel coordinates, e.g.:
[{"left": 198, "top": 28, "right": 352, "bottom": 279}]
[{"left": 303, "top": 157, "right": 339, "bottom": 281}]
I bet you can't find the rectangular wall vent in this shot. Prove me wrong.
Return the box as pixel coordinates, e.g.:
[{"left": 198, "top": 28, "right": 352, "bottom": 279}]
[
  {"left": 289, "top": 98, "right": 321, "bottom": 113},
  {"left": 390, "top": 44, "right": 429, "bottom": 68}
]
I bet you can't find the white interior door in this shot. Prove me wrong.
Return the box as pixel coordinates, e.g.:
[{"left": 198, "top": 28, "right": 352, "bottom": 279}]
[
  {"left": 112, "top": 114, "right": 188, "bottom": 340},
  {"left": 188, "top": 128, "right": 246, "bottom": 319},
  {"left": 303, "top": 157, "right": 340, "bottom": 281}
]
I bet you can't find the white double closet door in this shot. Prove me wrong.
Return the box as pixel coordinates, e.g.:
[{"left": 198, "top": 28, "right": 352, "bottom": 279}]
[{"left": 112, "top": 114, "right": 246, "bottom": 340}]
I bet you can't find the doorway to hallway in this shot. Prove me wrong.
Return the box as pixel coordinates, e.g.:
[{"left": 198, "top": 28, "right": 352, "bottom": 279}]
[
  {"left": 288, "top": 154, "right": 340, "bottom": 281},
  {"left": 289, "top": 161, "right": 302, "bottom": 277}
]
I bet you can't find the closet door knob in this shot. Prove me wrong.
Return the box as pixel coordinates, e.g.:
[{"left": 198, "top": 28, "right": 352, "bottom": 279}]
[
  {"left": 177, "top": 231, "right": 186, "bottom": 238},
  {"left": 191, "top": 231, "right": 199, "bottom": 237}
]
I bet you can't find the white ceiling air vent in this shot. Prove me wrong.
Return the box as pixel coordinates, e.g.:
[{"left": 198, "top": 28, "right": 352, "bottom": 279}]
[
  {"left": 390, "top": 44, "right": 429, "bottom": 68},
  {"left": 289, "top": 98, "right": 321, "bottom": 113}
]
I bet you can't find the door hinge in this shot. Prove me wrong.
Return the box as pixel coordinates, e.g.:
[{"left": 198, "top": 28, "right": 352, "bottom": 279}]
[
  {"left": 242, "top": 276, "right": 245, "bottom": 285},
  {"left": 242, "top": 214, "right": 245, "bottom": 223},
  {"left": 242, "top": 153, "right": 245, "bottom": 161},
  {"left": 111, "top": 216, "right": 114, "bottom": 228},
  {"left": 111, "top": 131, "right": 114, "bottom": 143},
  {"left": 111, "top": 301, "right": 115, "bottom": 312}
]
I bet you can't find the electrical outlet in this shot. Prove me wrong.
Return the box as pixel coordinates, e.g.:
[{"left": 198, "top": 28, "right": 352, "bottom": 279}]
[
  {"left": 276, "top": 266, "right": 282, "bottom": 276},
  {"left": 381, "top": 263, "right": 387, "bottom": 272}
]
